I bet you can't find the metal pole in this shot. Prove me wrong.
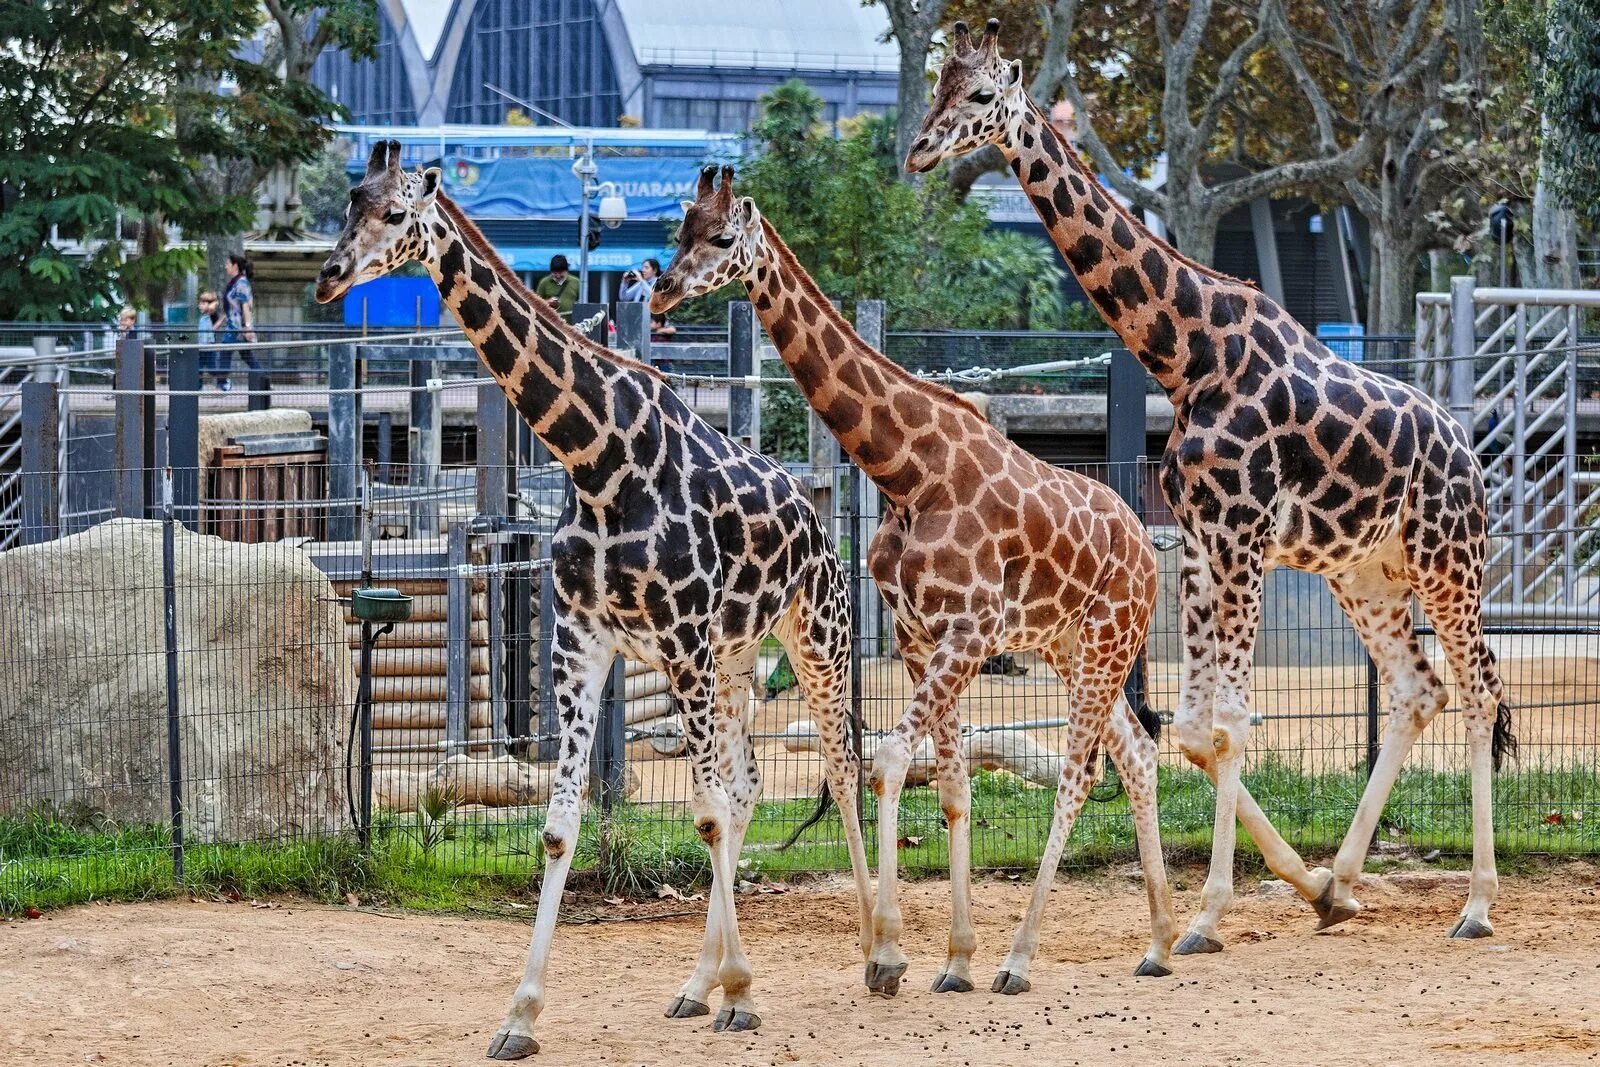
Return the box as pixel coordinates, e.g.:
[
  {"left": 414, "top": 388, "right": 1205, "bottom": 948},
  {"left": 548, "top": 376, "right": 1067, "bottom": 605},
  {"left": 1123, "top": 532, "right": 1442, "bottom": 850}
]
[
  {"left": 115, "top": 338, "right": 150, "bottom": 519},
  {"left": 168, "top": 349, "right": 201, "bottom": 530},
  {"left": 327, "top": 343, "right": 362, "bottom": 541},
  {"left": 1563, "top": 303, "right": 1579, "bottom": 602},
  {"left": 408, "top": 358, "right": 440, "bottom": 538},
  {"left": 847, "top": 462, "right": 865, "bottom": 830},
  {"left": 1364, "top": 652, "right": 1380, "bottom": 778},
  {"left": 446, "top": 523, "right": 470, "bottom": 747},
  {"left": 537, "top": 530, "right": 558, "bottom": 762},
  {"left": 728, "top": 301, "right": 756, "bottom": 450},
  {"left": 1447, "top": 276, "right": 1476, "bottom": 431},
  {"left": 160, "top": 468, "right": 185, "bottom": 884},
  {"left": 1511, "top": 303, "right": 1528, "bottom": 606},
  {"left": 576, "top": 144, "right": 595, "bottom": 303},
  {"left": 20, "top": 381, "right": 60, "bottom": 545}
]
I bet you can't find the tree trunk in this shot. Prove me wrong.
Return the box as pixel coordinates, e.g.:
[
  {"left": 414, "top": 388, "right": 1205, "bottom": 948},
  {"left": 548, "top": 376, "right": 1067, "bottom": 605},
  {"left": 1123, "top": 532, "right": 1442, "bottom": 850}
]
[
  {"left": 206, "top": 233, "right": 245, "bottom": 295},
  {"left": 1368, "top": 230, "right": 1423, "bottom": 336},
  {"left": 894, "top": 29, "right": 935, "bottom": 176},
  {"left": 1165, "top": 206, "right": 1219, "bottom": 267},
  {"left": 1532, "top": 147, "right": 1581, "bottom": 291}
]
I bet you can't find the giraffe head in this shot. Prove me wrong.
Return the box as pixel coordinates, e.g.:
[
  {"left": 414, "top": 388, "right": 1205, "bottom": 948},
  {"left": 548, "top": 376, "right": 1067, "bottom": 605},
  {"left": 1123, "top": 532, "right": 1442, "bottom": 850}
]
[
  {"left": 315, "top": 139, "right": 443, "bottom": 303},
  {"left": 904, "top": 19, "right": 1023, "bottom": 173},
  {"left": 649, "top": 165, "right": 760, "bottom": 315}
]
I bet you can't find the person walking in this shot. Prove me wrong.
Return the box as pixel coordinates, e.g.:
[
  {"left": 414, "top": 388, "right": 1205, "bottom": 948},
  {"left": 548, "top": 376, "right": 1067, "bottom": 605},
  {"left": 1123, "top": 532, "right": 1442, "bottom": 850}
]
[
  {"left": 618, "top": 257, "right": 660, "bottom": 302},
  {"left": 535, "top": 254, "right": 579, "bottom": 317},
  {"left": 196, "top": 291, "right": 226, "bottom": 389},
  {"left": 115, "top": 306, "right": 138, "bottom": 342},
  {"left": 218, "top": 253, "right": 262, "bottom": 393}
]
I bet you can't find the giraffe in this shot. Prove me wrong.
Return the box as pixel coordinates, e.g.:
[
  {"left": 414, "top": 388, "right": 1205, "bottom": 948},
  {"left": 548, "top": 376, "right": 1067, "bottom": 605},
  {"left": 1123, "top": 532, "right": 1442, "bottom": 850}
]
[
  {"left": 906, "top": 20, "right": 1517, "bottom": 951},
  {"left": 652, "top": 165, "right": 1176, "bottom": 997},
  {"left": 315, "top": 142, "right": 873, "bottom": 1059}
]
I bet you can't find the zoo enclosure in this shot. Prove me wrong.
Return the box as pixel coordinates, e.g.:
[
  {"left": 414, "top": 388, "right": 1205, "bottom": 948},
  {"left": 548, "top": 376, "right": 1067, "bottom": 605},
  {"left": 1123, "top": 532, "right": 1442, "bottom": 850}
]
[{"left": 1, "top": 281, "right": 1597, "bottom": 907}]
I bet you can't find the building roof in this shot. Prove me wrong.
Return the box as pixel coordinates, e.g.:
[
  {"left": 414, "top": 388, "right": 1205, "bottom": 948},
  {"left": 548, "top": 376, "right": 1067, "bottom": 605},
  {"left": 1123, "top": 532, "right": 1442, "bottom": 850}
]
[{"left": 612, "top": 0, "right": 898, "bottom": 72}]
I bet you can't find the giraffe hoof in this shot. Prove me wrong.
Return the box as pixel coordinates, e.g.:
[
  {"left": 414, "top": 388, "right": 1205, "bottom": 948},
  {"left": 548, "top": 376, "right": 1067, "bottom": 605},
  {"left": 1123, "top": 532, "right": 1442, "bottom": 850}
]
[
  {"left": 665, "top": 995, "right": 711, "bottom": 1019},
  {"left": 1311, "top": 877, "right": 1362, "bottom": 931},
  {"left": 486, "top": 1032, "right": 539, "bottom": 1060},
  {"left": 713, "top": 1007, "right": 761, "bottom": 1033},
  {"left": 865, "top": 960, "right": 907, "bottom": 997},
  {"left": 1134, "top": 957, "right": 1172, "bottom": 978},
  {"left": 1173, "top": 933, "right": 1223, "bottom": 955},
  {"left": 930, "top": 972, "right": 974, "bottom": 994},
  {"left": 990, "top": 970, "right": 1031, "bottom": 996},
  {"left": 1448, "top": 917, "right": 1493, "bottom": 940}
]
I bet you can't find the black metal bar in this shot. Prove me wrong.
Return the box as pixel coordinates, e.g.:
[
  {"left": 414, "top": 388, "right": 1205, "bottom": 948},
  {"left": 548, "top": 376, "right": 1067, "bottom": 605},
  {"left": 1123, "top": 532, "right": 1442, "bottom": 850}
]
[
  {"left": 537, "top": 531, "right": 558, "bottom": 762},
  {"left": 115, "top": 338, "right": 150, "bottom": 518},
  {"left": 375, "top": 412, "right": 393, "bottom": 483},
  {"left": 727, "top": 301, "right": 755, "bottom": 449},
  {"left": 327, "top": 343, "right": 361, "bottom": 540},
  {"left": 1106, "top": 347, "right": 1148, "bottom": 713},
  {"left": 615, "top": 300, "right": 652, "bottom": 364},
  {"left": 20, "top": 380, "right": 60, "bottom": 544},
  {"left": 507, "top": 533, "right": 534, "bottom": 758},
  {"left": 160, "top": 474, "right": 185, "bottom": 884},
  {"left": 572, "top": 302, "right": 607, "bottom": 344},
  {"left": 1365, "top": 652, "right": 1381, "bottom": 777},
  {"left": 167, "top": 349, "right": 200, "bottom": 530},
  {"left": 476, "top": 382, "right": 509, "bottom": 518},
  {"left": 446, "top": 524, "right": 470, "bottom": 746},
  {"left": 246, "top": 365, "right": 271, "bottom": 412},
  {"left": 847, "top": 462, "right": 865, "bottom": 829},
  {"left": 593, "top": 655, "right": 627, "bottom": 810},
  {"left": 356, "top": 619, "right": 375, "bottom": 848}
]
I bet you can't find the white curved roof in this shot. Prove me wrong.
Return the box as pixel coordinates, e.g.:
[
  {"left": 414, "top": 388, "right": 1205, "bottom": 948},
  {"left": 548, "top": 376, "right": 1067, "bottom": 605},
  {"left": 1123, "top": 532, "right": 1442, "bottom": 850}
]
[{"left": 613, "top": 0, "right": 898, "bottom": 72}]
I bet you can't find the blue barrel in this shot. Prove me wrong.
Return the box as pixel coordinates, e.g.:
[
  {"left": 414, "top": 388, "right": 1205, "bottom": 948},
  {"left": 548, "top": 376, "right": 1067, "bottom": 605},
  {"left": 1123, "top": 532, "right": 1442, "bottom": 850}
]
[
  {"left": 343, "top": 276, "right": 442, "bottom": 328},
  {"left": 1316, "top": 321, "right": 1366, "bottom": 362}
]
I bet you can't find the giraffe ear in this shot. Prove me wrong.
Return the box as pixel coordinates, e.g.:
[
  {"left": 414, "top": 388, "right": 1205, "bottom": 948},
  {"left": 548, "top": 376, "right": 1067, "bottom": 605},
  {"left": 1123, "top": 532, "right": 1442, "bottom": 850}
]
[
  {"left": 419, "top": 167, "right": 442, "bottom": 201},
  {"left": 736, "top": 197, "right": 758, "bottom": 228},
  {"left": 1004, "top": 59, "right": 1022, "bottom": 87},
  {"left": 680, "top": 199, "right": 695, "bottom": 214}
]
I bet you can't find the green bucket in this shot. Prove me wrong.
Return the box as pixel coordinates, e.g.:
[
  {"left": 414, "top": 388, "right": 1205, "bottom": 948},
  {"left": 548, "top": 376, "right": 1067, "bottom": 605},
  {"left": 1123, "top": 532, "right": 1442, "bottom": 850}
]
[{"left": 351, "top": 586, "right": 413, "bottom": 623}]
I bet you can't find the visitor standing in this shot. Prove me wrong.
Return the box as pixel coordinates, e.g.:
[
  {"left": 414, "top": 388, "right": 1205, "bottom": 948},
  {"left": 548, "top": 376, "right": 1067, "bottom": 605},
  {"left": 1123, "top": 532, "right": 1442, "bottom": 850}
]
[
  {"left": 536, "top": 255, "right": 579, "bottom": 318},
  {"left": 219, "top": 253, "right": 262, "bottom": 393},
  {"left": 618, "top": 258, "right": 660, "bottom": 303}
]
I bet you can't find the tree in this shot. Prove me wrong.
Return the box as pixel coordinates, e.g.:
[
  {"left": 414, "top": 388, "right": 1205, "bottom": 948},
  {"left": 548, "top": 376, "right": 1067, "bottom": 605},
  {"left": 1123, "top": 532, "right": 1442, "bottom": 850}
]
[
  {"left": 1536, "top": 0, "right": 1599, "bottom": 284},
  {"left": 298, "top": 142, "right": 357, "bottom": 235},
  {"left": 0, "top": 1, "right": 265, "bottom": 320},
  {"left": 186, "top": 0, "right": 377, "bottom": 290},
  {"left": 876, "top": 0, "right": 951, "bottom": 176}
]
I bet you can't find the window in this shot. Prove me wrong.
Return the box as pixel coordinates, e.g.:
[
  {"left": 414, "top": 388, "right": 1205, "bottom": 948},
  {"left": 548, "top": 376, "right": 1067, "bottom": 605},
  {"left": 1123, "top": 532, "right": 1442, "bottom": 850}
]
[
  {"left": 446, "top": 0, "right": 623, "bottom": 127},
  {"left": 311, "top": 13, "right": 414, "bottom": 125}
]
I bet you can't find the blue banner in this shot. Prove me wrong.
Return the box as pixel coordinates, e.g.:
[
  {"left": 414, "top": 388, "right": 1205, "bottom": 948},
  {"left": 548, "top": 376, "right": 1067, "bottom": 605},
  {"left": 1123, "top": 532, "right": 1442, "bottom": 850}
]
[{"left": 440, "top": 155, "right": 704, "bottom": 219}]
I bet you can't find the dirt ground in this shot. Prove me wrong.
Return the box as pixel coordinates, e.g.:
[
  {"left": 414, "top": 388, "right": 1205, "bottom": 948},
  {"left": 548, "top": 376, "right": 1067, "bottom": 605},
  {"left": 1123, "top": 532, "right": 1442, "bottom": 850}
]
[{"left": 7, "top": 865, "right": 1600, "bottom": 1066}]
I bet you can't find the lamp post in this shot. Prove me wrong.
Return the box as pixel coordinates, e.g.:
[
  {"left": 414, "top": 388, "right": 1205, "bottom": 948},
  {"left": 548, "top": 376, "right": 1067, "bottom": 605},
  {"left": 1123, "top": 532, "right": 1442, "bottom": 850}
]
[{"left": 572, "top": 145, "right": 628, "bottom": 299}]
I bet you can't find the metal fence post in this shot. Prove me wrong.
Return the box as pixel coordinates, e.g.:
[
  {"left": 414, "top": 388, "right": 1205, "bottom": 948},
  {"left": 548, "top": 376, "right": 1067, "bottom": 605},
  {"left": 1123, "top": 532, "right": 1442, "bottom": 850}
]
[
  {"left": 1365, "top": 653, "right": 1381, "bottom": 778},
  {"left": 615, "top": 300, "right": 652, "bottom": 364},
  {"left": 247, "top": 363, "right": 271, "bottom": 412},
  {"left": 1107, "top": 348, "right": 1149, "bottom": 712},
  {"left": 20, "top": 381, "right": 60, "bottom": 545},
  {"left": 592, "top": 654, "right": 626, "bottom": 809},
  {"left": 409, "top": 358, "right": 440, "bottom": 538},
  {"left": 728, "top": 301, "right": 756, "bottom": 450},
  {"left": 160, "top": 469, "right": 185, "bottom": 884},
  {"left": 446, "top": 523, "right": 470, "bottom": 749},
  {"left": 572, "top": 302, "right": 607, "bottom": 344},
  {"left": 853, "top": 301, "right": 886, "bottom": 653},
  {"left": 327, "top": 343, "right": 361, "bottom": 541},
  {"left": 476, "top": 383, "right": 511, "bottom": 518},
  {"left": 115, "top": 337, "right": 152, "bottom": 518},
  {"left": 847, "top": 463, "right": 865, "bottom": 828},
  {"left": 167, "top": 349, "right": 201, "bottom": 530},
  {"left": 536, "top": 532, "right": 558, "bottom": 762},
  {"left": 375, "top": 412, "right": 393, "bottom": 483},
  {"left": 1447, "top": 276, "right": 1476, "bottom": 431}
]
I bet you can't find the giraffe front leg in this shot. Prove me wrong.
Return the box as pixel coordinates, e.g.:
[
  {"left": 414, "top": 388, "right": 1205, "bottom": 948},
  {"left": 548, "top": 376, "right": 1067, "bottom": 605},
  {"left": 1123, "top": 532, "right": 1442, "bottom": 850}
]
[
  {"left": 488, "top": 623, "right": 613, "bottom": 1060},
  {"left": 666, "top": 646, "right": 759, "bottom": 1021},
  {"left": 930, "top": 712, "right": 976, "bottom": 994}
]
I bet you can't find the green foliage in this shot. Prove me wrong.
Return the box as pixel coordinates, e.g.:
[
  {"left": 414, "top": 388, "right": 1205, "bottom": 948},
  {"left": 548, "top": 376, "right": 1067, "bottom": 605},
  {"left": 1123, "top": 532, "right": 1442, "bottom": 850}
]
[
  {"left": 676, "top": 81, "right": 1069, "bottom": 332},
  {"left": 300, "top": 142, "right": 357, "bottom": 234},
  {"left": 1543, "top": 0, "right": 1600, "bottom": 225},
  {"left": 0, "top": 1, "right": 376, "bottom": 320}
]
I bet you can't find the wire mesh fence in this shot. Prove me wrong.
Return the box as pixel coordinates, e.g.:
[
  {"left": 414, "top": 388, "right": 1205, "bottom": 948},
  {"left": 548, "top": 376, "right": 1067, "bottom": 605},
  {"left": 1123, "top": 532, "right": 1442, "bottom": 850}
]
[{"left": 0, "top": 314, "right": 1597, "bottom": 911}]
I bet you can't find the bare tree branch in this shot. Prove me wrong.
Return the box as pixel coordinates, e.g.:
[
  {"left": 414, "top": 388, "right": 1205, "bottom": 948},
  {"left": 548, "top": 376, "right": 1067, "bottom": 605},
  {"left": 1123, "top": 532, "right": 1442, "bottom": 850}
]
[{"left": 1194, "top": 0, "right": 1278, "bottom": 147}]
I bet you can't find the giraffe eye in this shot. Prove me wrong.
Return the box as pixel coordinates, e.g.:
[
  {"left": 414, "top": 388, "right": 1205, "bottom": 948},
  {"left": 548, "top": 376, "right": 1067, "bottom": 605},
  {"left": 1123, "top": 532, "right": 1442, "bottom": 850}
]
[
  {"left": 384, "top": 209, "right": 406, "bottom": 225},
  {"left": 710, "top": 234, "right": 735, "bottom": 249},
  {"left": 970, "top": 89, "right": 995, "bottom": 105}
]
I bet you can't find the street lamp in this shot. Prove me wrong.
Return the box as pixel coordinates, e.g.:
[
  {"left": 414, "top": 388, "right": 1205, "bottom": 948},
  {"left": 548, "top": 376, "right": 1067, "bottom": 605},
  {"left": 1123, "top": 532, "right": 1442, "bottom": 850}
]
[{"left": 572, "top": 146, "right": 627, "bottom": 297}]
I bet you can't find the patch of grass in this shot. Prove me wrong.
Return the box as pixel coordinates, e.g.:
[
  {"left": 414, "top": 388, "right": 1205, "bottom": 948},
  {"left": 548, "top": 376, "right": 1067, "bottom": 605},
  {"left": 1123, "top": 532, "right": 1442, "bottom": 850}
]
[{"left": 3, "top": 760, "right": 1597, "bottom": 914}]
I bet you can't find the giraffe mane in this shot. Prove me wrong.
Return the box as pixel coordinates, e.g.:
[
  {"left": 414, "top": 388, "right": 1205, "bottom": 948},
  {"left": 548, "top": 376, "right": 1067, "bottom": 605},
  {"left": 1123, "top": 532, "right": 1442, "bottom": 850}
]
[
  {"left": 434, "top": 192, "right": 666, "bottom": 382},
  {"left": 759, "top": 219, "right": 985, "bottom": 421},
  {"left": 1027, "top": 102, "right": 1258, "bottom": 292}
]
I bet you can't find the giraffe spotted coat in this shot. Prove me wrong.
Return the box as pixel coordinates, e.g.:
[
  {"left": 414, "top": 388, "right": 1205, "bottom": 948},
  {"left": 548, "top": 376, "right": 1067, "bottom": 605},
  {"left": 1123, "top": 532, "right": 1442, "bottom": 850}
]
[
  {"left": 908, "top": 20, "right": 1516, "bottom": 952},
  {"left": 315, "top": 141, "right": 872, "bottom": 1060}
]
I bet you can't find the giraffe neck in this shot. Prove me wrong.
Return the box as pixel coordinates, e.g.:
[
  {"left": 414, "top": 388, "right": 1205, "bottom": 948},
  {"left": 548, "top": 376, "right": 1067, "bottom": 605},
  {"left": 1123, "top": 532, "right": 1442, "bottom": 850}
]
[
  {"left": 1002, "top": 100, "right": 1258, "bottom": 400},
  {"left": 747, "top": 219, "right": 994, "bottom": 505},
  {"left": 428, "top": 195, "right": 658, "bottom": 502}
]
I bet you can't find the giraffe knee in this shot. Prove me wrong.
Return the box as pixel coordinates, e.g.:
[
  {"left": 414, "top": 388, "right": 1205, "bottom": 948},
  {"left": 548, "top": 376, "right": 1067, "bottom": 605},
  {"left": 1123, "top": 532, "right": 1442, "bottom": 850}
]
[
  {"left": 1173, "top": 714, "right": 1213, "bottom": 770},
  {"left": 869, "top": 735, "right": 913, "bottom": 796}
]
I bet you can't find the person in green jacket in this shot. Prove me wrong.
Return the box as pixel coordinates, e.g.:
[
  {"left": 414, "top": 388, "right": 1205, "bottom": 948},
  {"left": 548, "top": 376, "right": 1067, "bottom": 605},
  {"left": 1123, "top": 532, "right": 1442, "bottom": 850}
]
[{"left": 535, "top": 254, "right": 579, "bottom": 317}]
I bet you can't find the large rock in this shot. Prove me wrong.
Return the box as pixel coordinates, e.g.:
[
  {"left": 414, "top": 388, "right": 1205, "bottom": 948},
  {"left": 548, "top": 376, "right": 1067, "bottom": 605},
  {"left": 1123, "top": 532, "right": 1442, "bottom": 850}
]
[{"left": 0, "top": 518, "right": 353, "bottom": 841}]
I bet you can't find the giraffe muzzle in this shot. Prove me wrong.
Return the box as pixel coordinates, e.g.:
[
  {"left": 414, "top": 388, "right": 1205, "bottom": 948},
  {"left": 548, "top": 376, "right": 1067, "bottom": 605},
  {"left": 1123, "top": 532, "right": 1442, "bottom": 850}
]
[{"left": 314, "top": 260, "right": 352, "bottom": 304}]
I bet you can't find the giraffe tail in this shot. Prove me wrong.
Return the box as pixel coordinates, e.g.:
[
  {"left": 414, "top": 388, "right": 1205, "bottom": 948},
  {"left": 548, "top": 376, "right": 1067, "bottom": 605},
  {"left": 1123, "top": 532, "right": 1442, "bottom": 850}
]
[
  {"left": 1482, "top": 644, "right": 1518, "bottom": 771},
  {"left": 1132, "top": 652, "right": 1162, "bottom": 743}
]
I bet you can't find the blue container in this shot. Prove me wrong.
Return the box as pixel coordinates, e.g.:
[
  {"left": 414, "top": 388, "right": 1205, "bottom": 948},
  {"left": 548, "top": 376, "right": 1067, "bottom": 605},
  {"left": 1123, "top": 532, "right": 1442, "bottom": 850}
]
[
  {"left": 343, "top": 276, "right": 441, "bottom": 328},
  {"left": 1316, "top": 321, "right": 1366, "bottom": 362}
]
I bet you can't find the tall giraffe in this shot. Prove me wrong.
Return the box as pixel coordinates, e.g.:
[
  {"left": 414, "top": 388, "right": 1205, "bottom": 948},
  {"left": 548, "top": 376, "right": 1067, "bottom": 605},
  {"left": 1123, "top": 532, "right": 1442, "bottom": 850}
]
[
  {"left": 652, "top": 166, "right": 1176, "bottom": 996},
  {"left": 907, "top": 21, "right": 1516, "bottom": 950},
  {"left": 316, "top": 143, "right": 872, "bottom": 1059}
]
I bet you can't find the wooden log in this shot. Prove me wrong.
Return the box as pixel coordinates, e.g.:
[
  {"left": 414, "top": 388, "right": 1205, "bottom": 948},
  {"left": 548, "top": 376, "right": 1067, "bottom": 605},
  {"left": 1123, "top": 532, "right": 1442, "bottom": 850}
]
[
  {"left": 623, "top": 670, "right": 669, "bottom": 701},
  {"left": 345, "top": 620, "right": 490, "bottom": 648},
  {"left": 375, "top": 755, "right": 641, "bottom": 812},
  {"left": 780, "top": 719, "right": 1066, "bottom": 789},
  {"left": 372, "top": 674, "right": 492, "bottom": 703},
  {"left": 363, "top": 646, "right": 491, "bottom": 678},
  {"left": 371, "top": 701, "right": 493, "bottom": 729},
  {"left": 371, "top": 726, "right": 493, "bottom": 752},
  {"left": 623, "top": 693, "right": 675, "bottom": 726}
]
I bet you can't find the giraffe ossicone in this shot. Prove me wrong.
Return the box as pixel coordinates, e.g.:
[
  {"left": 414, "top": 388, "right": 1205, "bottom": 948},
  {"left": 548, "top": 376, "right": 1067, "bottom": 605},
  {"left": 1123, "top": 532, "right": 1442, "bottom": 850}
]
[
  {"left": 317, "top": 141, "right": 873, "bottom": 1059},
  {"left": 655, "top": 164, "right": 1178, "bottom": 997},
  {"left": 909, "top": 22, "right": 1516, "bottom": 949}
]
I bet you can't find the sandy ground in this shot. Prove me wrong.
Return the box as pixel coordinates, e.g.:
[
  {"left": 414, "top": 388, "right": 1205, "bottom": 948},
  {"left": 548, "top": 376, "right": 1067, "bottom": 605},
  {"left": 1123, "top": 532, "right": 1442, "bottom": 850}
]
[{"left": 6, "top": 865, "right": 1600, "bottom": 1066}]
